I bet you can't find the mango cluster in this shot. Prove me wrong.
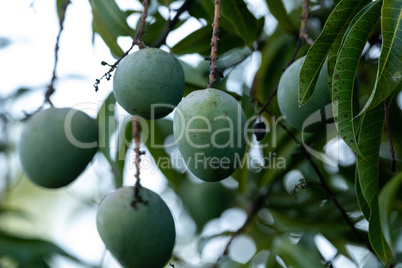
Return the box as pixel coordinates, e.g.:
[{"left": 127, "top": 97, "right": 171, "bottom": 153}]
[{"left": 96, "top": 48, "right": 183, "bottom": 268}]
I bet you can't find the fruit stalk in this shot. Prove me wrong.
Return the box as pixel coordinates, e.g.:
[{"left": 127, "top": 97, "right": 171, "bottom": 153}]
[
  {"left": 300, "top": 0, "right": 313, "bottom": 46},
  {"left": 132, "top": 0, "right": 149, "bottom": 49},
  {"left": 206, "top": 0, "right": 221, "bottom": 89},
  {"left": 132, "top": 117, "right": 144, "bottom": 186}
]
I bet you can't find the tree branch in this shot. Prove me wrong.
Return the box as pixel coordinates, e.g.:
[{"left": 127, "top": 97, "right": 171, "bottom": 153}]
[
  {"left": 94, "top": 0, "right": 150, "bottom": 92},
  {"left": 206, "top": 0, "right": 221, "bottom": 89},
  {"left": 152, "top": 0, "right": 194, "bottom": 48},
  {"left": 213, "top": 189, "right": 269, "bottom": 268},
  {"left": 384, "top": 98, "right": 396, "bottom": 172},
  {"left": 268, "top": 110, "right": 376, "bottom": 256}
]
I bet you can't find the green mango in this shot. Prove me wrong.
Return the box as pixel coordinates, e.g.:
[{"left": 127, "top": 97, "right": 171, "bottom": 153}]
[
  {"left": 173, "top": 88, "right": 247, "bottom": 182},
  {"left": 96, "top": 186, "right": 175, "bottom": 268},
  {"left": 113, "top": 48, "right": 184, "bottom": 119},
  {"left": 277, "top": 56, "right": 331, "bottom": 132},
  {"left": 18, "top": 107, "right": 98, "bottom": 188}
]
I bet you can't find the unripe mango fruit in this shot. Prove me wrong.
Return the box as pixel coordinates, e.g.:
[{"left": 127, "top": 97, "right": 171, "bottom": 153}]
[
  {"left": 277, "top": 56, "right": 331, "bottom": 132},
  {"left": 96, "top": 186, "right": 176, "bottom": 268},
  {"left": 173, "top": 88, "right": 247, "bottom": 182},
  {"left": 113, "top": 48, "right": 185, "bottom": 120},
  {"left": 18, "top": 107, "right": 98, "bottom": 188}
]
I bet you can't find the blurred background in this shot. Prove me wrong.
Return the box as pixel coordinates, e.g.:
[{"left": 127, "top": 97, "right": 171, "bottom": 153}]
[{"left": 0, "top": 0, "right": 400, "bottom": 267}]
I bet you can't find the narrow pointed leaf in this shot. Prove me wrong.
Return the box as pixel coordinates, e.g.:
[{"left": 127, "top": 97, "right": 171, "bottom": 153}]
[
  {"left": 332, "top": 0, "right": 382, "bottom": 155},
  {"left": 299, "top": 0, "right": 370, "bottom": 105},
  {"left": 171, "top": 26, "right": 244, "bottom": 56},
  {"left": 89, "top": 0, "right": 133, "bottom": 57},
  {"left": 266, "top": 237, "right": 325, "bottom": 268},
  {"left": 56, "top": 0, "right": 70, "bottom": 22},
  {"left": 355, "top": 168, "right": 370, "bottom": 219},
  {"left": 265, "top": 0, "right": 297, "bottom": 33},
  {"left": 221, "top": 0, "right": 260, "bottom": 46},
  {"left": 144, "top": 119, "right": 186, "bottom": 188},
  {"left": 97, "top": 92, "right": 116, "bottom": 162},
  {"left": 358, "top": 0, "right": 402, "bottom": 116},
  {"left": 114, "top": 117, "right": 132, "bottom": 188},
  {"left": 356, "top": 104, "right": 392, "bottom": 265},
  {"left": 379, "top": 172, "right": 402, "bottom": 252}
]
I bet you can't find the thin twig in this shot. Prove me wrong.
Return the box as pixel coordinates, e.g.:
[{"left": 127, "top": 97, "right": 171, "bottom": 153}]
[
  {"left": 215, "top": 107, "right": 377, "bottom": 265},
  {"left": 384, "top": 98, "right": 396, "bottom": 172},
  {"left": 45, "top": 0, "right": 71, "bottom": 105},
  {"left": 206, "top": 0, "right": 221, "bottom": 89},
  {"left": 269, "top": 110, "right": 377, "bottom": 256},
  {"left": 213, "top": 190, "right": 269, "bottom": 268},
  {"left": 152, "top": 0, "right": 194, "bottom": 47},
  {"left": 94, "top": 0, "right": 150, "bottom": 92}
]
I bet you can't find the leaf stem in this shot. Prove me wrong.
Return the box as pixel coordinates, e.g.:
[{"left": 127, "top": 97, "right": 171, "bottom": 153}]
[{"left": 206, "top": 0, "right": 221, "bottom": 89}]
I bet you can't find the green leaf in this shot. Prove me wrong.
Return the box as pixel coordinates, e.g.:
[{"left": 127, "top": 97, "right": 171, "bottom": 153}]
[
  {"left": 141, "top": 13, "right": 185, "bottom": 46},
  {"left": 221, "top": 0, "right": 260, "bottom": 46},
  {"left": 265, "top": 0, "right": 297, "bottom": 33},
  {"left": 97, "top": 92, "right": 127, "bottom": 188},
  {"left": 56, "top": 0, "right": 70, "bottom": 22},
  {"left": 357, "top": 0, "right": 402, "bottom": 116},
  {"left": 144, "top": 119, "right": 185, "bottom": 188},
  {"left": 356, "top": 103, "right": 392, "bottom": 265},
  {"left": 379, "top": 172, "right": 402, "bottom": 253},
  {"left": 355, "top": 168, "right": 370, "bottom": 220},
  {"left": 97, "top": 92, "right": 116, "bottom": 163},
  {"left": 251, "top": 29, "right": 297, "bottom": 115},
  {"left": 266, "top": 237, "right": 325, "bottom": 268},
  {"left": 114, "top": 117, "right": 133, "bottom": 188},
  {"left": 89, "top": 0, "right": 133, "bottom": 57},
  {"left": 0, "top": 231, "right": 90, "bottom": 268},
  {"left": 299, "top": 0, "right": 371, "bottom": 105},
  {"left": 332, "top": 0, "right": 382, "bottom": 156},
  {"left": 178, "top": 60, "right": 207, "bottom": 95},
  {"left": 171, "top": 26, "right": 244, "bottom": 56}
]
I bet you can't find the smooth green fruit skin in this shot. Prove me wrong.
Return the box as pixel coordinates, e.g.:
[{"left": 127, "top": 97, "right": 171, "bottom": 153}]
[
  {"left": 173, "top": 88, "right": 247, "bottom": 182},
  {"left": 96, "top": 186, "right": 176, "bottom": 268},
  {"left": 18, "top": 108, "right": 99, "bottom": 188},
  {"left": 113, "top": 48, "right": 185, "bottom": 119},
  {"left": 277, "top": 56, "right": 331, "bottom": 132}
]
